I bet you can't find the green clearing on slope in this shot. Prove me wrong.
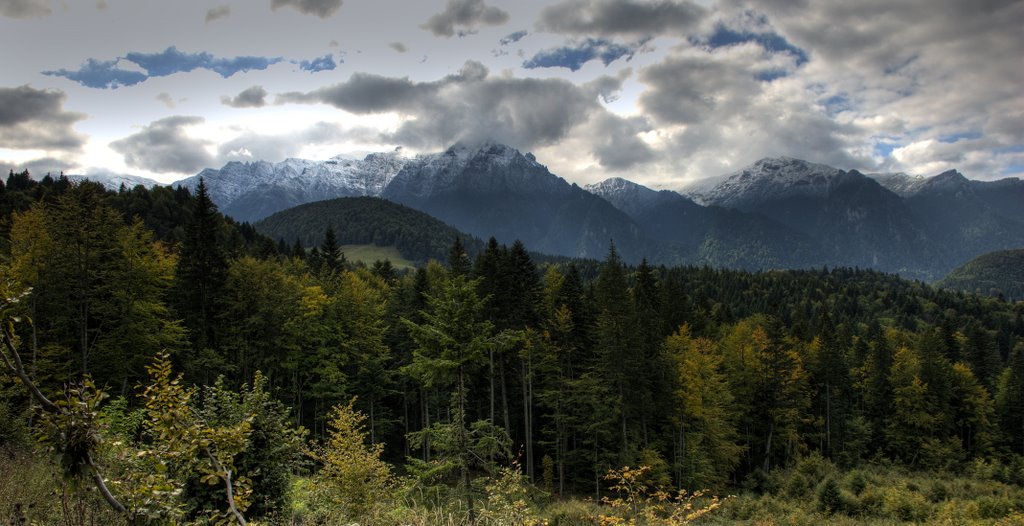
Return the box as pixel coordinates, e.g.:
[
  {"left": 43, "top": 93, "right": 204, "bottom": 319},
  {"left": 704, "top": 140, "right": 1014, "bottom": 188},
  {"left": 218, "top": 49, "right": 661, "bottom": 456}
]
[{"left": 340, "top": 244, "right": 416, "bottom": 270}]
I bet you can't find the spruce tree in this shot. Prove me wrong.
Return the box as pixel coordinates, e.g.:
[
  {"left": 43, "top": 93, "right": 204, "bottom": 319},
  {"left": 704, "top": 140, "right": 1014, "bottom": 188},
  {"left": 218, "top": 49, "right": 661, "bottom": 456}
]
[
  {"left": 320, "top": 226, "right": 345, "bottom": 272},
  {"left": 174, "top": 179, "right": 229, "bottom": 369},
  {"left": 448, "top": 236, "right": 472, "bottom": 277}
]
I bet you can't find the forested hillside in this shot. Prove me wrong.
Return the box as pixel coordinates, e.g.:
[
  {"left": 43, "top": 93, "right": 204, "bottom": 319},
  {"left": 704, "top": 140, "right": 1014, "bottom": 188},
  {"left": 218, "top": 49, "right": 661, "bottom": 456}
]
[
  {"left": 938, "top": 249, "right": 1024, "bottom": 302},
  {"left": 254, "top": 196, "right": 485, "bottom": 265},
  {"left": 2, "top": 171, "right": 1024, "bottom": 525}
]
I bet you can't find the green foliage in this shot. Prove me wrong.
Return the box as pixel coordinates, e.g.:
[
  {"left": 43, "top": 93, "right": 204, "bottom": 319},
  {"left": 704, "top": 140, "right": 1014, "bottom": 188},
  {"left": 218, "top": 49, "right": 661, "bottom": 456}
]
[
  {"left": 664, "top": 325, "right": 743, "bottom": 490},
  {"left": 192, "top": 373, "right": 306, "bottom": 518},
  {"left": 816, "top": 477, "right": 842, "bottom": 515},
  {"left": 308, "top": 399, "right": 395, "bottom": 524},
  {"left": 139, "top": 354, "right": 253, "bottom": 524},
  {"left": 937, "top": 248, "right": 1024, "bottom": 301}
]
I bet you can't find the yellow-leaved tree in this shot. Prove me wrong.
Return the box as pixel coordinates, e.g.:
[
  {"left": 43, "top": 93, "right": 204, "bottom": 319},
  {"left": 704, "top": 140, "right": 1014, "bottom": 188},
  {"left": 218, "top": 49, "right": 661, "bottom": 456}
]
[{"left": 311, "top": 398, "right": 395, "bottom": 524}]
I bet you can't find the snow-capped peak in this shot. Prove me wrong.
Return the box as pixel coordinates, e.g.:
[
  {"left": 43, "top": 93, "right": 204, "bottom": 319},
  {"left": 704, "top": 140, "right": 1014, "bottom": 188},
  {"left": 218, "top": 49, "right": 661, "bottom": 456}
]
[
  {"left": 694, "top": 157, "right": 859, "bottom": 209},
  {"left": 172, "top": 151, "right": 410, "bottom": 222}
]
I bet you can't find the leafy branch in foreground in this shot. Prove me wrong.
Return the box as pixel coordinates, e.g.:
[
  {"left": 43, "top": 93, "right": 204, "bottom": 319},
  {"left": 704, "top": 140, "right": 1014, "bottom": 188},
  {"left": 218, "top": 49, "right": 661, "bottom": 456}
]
[
  {"left": 0, "top": 267, "right": 253, "bottom": 524},
  {"left": 0, "top": 271, "right": 126, "bottom": 514}
]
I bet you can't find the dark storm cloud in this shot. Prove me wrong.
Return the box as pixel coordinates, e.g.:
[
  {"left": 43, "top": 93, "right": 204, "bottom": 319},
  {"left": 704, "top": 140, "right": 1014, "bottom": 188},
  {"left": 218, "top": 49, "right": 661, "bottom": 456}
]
[
  {"left": 0, "top": 85, "right": 86, "bottom": 151},
  {"left": 422, "top": 0, "right": 509, "bottom": 37},
  {"left": 537, "top": 0, "right": 706, "bottom": 37},
  {"left": 270, "top": 0, "right": 342, "bottom": 18},
  {"left": 638, "top": 53, "right": 759, "bottom": 125},
  {"left": 389, "top": 42, "right": 408, "bottom": 53},
  {"left": 278, "top": 61, "right": 610, "bottom": 151},
  {"left": 221, "top": 86, "right": 268, "bottom": 108},
  {"left": 44, "top": 47, "right": 286, "bottom": 89},
  {"left": 278, "top": 74, "right": 429, "bottom": 113},
  {"left": 585, "top": 113, "right": 654, "bottom": 169},
  {"left": 523, "top": 38, "right": 637, "bottom": 71},
  {"left": 1, "top": 157, "right": 78, "bottom": 176},
  {"left": 0, "top": 0, "right": 50, "bottom": 18},
  {"left": 205, "top": 5, "right": 231, "bottom": 23},
  {"left": 109, "top": 116, "right": 214, "bottom": 174}
]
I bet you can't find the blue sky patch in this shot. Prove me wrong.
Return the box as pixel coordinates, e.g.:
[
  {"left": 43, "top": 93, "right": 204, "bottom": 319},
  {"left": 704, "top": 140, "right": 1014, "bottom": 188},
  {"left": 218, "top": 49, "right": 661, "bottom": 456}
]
[
  {"left": 756, "top": 70, "right": 788, "bottom": 82},
  {"left": 523, "top": 38, "right": 634, "bottom": 71},
  {"left": 938, "top": 131, "right": 982, "bottom": 143},
  {"left": 500, "top": 30, "right": 527, "bottom": 46},
  {"left": 44, "top": 46, "right": 287, "bottom": 88},
  {"left": 298, "top": 54, "right": 337, "bottom": 73},
  {"left": 703, "top": 24, "right": 809, "bottom": 66},
  {"left": 821, "top": 94, "right": 851, "bottom": 116},
  {"left": 874, "top": 141, "right": 899, "bottom": 158},
  {"left": 43, "top": 58, "right": 149, "bottom": 89}
]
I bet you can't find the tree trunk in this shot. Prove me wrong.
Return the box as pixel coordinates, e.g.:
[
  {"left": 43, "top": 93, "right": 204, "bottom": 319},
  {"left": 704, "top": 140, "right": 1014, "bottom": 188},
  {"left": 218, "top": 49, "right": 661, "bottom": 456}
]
[
  {"left": 763, "top": 422, "right": 774, "bottom": 472},
  {"left": 500, "top": 358, "right": 510, "bottom": 432}
]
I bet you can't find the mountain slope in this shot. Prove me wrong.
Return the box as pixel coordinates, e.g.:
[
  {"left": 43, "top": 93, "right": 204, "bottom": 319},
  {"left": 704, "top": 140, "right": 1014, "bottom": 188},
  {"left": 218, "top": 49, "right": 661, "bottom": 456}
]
[
  {"left": 905, "top": 170, "right": 1024, "bottom": 272},
  {"left": 868, "top": 172, "right": 927, "bottom": 197},
  {"left": 63, "top": 172, "right": 160, "bottom": 191},
  {"left": 686, "top": 158, "right": 934, "bottom": 277},
  {"left": 587, "top": 177, "right": 823, "bottom": 270},
  {"left": 382, "top": 142, "right": 651, "bottom": 262},
  {"left": 936, "top": 249, "right": 1024, "bottom": 301},
  {"left": 254, "top": 196, "right": 482, "bottom": 264},
  {"left": 174, "top": 152, "right": 408, "bottom": 222}
]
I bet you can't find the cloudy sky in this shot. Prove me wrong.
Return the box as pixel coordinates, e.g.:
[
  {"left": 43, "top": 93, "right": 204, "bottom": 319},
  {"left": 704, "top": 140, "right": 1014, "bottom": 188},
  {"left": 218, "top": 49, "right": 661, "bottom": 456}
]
[{"left": 1, "top": 0, "right": 1022, "bottom": 188}]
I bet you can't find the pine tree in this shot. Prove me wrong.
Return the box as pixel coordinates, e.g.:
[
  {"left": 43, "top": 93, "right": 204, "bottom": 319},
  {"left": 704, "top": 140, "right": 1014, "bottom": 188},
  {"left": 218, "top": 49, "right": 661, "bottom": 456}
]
[
  {"left": 320, "top": 226, "right": 345, "bottom": 272},
  {"left": 402, "top": 274, "right": 503, "bottom": 523},
  {"left": 292, "top": 238, "right": 306, "bottom": 260},
  {"left": 175, "top": 179, "right": 229, "bottom": 366},
  {"left": 591, "top": 242, "right": 638, "bottom": 459},
  {"left": 996, "top": 344, "right": 1024, "bottom": 454},
  {"left": 448, "top": 236, "right": 472, "bottom": 277}
]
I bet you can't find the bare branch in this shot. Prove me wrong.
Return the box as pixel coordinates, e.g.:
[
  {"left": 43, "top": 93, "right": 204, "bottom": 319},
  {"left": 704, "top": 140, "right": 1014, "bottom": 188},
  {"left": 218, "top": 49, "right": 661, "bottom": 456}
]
[
  {"left": 86, "top": 452, "right": 126, "bottom": 514},
  {"left": 204, "top": 446, "right": 247, "bottom": 525},
  {"left": 1, "top": 323, "right": 57, "bottom": 412}
]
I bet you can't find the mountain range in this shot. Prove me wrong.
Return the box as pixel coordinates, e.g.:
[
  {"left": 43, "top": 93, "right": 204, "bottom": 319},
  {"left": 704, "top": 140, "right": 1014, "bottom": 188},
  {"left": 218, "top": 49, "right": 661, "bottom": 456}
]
[{"left": 168, "top": 144, "right": 1024, "bottom": 281}]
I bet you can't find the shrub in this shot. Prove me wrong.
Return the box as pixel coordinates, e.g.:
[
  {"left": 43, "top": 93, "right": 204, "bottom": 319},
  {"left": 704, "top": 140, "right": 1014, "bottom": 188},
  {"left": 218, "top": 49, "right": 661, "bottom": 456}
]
[
  {"left": 543, "top": 499, "right": 601, "bottom": 525},
  {"left": 976, "top": 495, "right": 1016, "bottom": 519},
  {"left": 309, "top": 399, "right": 395, "bottom": 524},
  {"left": 881, "top": 487, "right": 931, "bottom": 522},
  {"left": 843, "top": 470, "right": 868, "bottom": 496},
  {"left": 817, "top": 478, "right": 843, "bottom": 515}
]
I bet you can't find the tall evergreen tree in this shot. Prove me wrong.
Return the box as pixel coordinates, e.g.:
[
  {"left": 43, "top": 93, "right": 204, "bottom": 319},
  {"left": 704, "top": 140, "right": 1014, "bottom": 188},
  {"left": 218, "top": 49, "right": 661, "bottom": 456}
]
[
  {"left": 996, "top": 343, "right": 1024, "bottom": 454},
  {"left": 448, "top": 236, "right": 472, "bottom": 277},
  {"left": 175, "top": 179, "right": 229, "bottom": 376},
  {"left": 320, "top": 226, "right": 345, "bottom": 272},
  {"left": 591, "top": 242, "right": 639, "bottom": 459}
]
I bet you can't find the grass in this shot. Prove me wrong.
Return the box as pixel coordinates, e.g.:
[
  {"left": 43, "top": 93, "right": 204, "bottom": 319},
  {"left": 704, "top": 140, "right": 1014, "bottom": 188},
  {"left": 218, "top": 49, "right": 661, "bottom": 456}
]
[{"left": 341, "top": 244, "right": 416, "bottom": 270}]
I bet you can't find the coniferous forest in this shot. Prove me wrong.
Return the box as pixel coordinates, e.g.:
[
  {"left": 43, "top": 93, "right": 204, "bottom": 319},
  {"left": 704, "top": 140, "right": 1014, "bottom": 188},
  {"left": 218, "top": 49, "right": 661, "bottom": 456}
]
[{"left": 4, "top": 171, "right": 1024, "bottom": 525}]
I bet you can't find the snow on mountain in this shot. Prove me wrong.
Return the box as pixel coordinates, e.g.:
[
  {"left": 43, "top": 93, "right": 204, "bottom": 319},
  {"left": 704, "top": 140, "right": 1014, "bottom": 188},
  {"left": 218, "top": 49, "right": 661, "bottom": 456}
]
[
  {"left": 585, "top": 177, "right": 682, "bottom": 216},
  {"left": 692, "top": 157, "right": 860, "bottom": 209},
  {"left": 867, "top": 172, "right": 927, "bottom": 197},
  {"left": 173, "top": 150, "right": 409, "bottom": 222},
  {"left": 383, "top": 142, "right": 567, "bottom": 200},
  {"left": 919, "top": 169, "right": 974, "bottom": 195},
  {"left": 71, "top": 174, "right": 162, "bottom": 190},
  {"left": 37, "top": 171, "right": 161, "bottom": 191}
]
